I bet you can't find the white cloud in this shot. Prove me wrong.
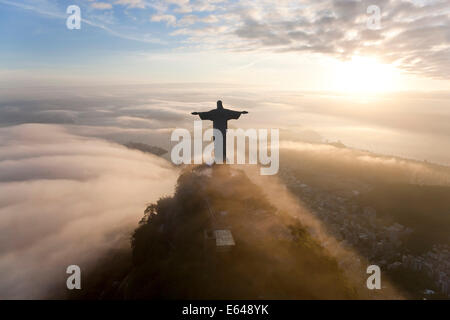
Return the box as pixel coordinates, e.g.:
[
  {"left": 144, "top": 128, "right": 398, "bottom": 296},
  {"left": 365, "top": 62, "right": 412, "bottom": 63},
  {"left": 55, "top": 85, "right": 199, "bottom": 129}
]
[
  {"left": 114, "top": 0, "right": 146, "bottom": 8},
  {"left": 177, "top": 13, "right": 219, "bottom": 26},
  {"left": 167, "top": 0, "right": 192, "bottom": 13},
  {"left": 165, "top": 0, "right": 450, "bottom": 80},
  {"left": 151, "top": 14, "right": 177, "bottom": 26},
  {"left": 91, "top": 2, "right": 113, "bottom": 10},
  {"left": 0, "top": 124, "right": 178, "bottom": 299}
]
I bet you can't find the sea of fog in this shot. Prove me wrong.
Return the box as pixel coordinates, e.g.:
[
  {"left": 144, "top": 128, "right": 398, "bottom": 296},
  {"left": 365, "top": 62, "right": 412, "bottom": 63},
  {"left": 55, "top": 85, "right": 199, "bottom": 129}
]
[{"left": 1, "top": 84, "right": 449, "bottom": 165}]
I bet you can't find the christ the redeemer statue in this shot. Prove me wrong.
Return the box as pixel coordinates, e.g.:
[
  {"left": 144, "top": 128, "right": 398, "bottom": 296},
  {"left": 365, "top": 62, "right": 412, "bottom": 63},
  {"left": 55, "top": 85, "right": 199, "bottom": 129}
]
[{"left": 192, "top": 100, "right": 248, "bottom": 163}]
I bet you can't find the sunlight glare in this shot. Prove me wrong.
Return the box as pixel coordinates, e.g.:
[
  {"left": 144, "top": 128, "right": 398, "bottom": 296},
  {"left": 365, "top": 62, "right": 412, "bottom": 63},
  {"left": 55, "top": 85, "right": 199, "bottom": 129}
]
[{"left": 334, "top": 56, "right": 398, "bottom": 94}]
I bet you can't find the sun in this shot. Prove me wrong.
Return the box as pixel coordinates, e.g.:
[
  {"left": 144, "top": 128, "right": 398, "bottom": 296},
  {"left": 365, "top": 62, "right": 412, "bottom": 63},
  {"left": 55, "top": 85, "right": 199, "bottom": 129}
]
[{"left": 334, "top": 56, "right": 398, "bottom": 94}]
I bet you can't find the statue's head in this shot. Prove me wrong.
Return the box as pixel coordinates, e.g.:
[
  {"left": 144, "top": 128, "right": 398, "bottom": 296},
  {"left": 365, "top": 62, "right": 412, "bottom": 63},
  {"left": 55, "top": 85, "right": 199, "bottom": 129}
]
[{"left": 217, "top": 100, "right": 223, "bottom": 109}]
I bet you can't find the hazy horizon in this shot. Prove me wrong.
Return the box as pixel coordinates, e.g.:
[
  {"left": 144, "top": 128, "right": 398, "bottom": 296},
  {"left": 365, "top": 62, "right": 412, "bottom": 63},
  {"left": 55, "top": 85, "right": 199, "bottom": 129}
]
[{"left": 1, "top": 83, "right": 450, "bottom": 166}]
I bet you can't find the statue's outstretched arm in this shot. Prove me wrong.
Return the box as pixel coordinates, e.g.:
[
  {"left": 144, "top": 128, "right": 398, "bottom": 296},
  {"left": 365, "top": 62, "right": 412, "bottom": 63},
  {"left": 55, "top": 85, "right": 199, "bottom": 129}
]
[{"left": 192, "top": 110, "right": 214, "bottom": 120}]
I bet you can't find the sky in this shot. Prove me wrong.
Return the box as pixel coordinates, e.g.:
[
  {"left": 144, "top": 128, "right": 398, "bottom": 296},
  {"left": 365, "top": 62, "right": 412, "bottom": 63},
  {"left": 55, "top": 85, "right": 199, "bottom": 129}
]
[{"left": 1, "top": 0, "right": 450, "bottom": 91}]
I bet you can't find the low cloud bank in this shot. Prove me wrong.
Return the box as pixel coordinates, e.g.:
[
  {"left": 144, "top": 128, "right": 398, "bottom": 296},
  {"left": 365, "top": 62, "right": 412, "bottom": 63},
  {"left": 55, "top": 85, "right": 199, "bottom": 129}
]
[
  {"left": 281, "top": 140, "right": 450, "bottom": 186},
  {"left": 0, "top": 124, "right": 178, "bottom": 299}
]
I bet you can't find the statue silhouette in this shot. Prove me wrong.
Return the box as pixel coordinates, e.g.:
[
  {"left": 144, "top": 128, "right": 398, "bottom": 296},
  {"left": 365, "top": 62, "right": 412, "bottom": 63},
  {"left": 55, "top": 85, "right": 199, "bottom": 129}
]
[{"left": 192, "top": 100, "right": 248, "bottom": 163}]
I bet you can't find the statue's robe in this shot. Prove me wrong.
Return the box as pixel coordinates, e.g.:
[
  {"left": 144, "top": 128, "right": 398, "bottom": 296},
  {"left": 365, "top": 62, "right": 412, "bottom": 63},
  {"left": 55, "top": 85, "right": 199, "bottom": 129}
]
[{"left": 197, "top": 108, "right": 243, "bottom": 162}]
